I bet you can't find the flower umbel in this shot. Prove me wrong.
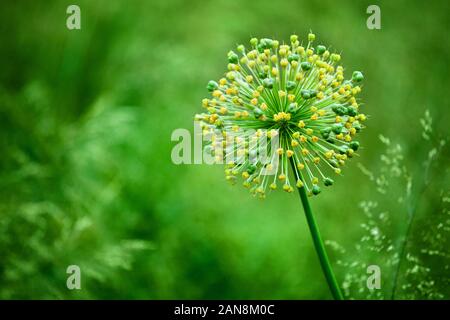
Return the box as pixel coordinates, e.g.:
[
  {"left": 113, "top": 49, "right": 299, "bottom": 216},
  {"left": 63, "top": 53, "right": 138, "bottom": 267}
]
[{"left": 195, "top": 33, "right": 366, "bottom": 197}]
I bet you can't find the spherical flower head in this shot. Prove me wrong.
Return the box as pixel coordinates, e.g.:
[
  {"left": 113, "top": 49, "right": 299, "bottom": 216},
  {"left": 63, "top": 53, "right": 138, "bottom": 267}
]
[{"left": 195, "top": 33, "right": 367, "bottom": 198}]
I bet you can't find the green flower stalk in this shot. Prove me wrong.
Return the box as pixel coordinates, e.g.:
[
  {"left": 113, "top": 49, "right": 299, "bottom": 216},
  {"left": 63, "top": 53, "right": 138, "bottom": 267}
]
[{"left": 195, "top": 33, "right": 367, "bottom": 299}]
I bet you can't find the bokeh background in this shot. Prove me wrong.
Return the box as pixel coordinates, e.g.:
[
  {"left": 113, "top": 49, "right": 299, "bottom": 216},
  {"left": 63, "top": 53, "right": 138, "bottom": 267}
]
[{"left": 0, "top": 0, "right": 449, "bottom": 299}]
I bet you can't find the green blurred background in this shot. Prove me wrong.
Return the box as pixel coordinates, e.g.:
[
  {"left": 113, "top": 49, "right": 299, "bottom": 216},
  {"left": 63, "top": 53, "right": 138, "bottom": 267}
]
[{"left": 0, "top": 0, "right": 449, "bottom": 299}]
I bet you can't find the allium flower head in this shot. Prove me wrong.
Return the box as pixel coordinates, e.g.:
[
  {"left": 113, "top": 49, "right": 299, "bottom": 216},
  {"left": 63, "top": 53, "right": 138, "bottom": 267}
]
[{"left": 195, "top": 33, "right": 367, "bottom": 198}]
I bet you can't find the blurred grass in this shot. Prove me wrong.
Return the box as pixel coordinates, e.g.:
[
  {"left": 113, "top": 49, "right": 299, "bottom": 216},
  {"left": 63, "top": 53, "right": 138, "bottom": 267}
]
[{"left": 0, "top": 0, "right": 449, "bottom": 299}]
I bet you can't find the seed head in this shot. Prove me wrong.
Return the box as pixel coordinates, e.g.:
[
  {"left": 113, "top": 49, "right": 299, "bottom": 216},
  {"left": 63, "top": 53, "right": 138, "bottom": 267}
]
[{"left": 195, "top": 33, "right": 367, "bottom": 198}]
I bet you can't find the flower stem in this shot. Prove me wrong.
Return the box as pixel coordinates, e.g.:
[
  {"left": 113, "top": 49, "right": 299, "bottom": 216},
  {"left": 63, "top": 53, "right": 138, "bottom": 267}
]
[{"left": 290, "top": 160, "right": 344, "bottom": 300}]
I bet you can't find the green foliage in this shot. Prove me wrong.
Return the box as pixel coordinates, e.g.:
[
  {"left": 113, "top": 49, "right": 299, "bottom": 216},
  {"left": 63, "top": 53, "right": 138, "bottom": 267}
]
[
  {"left": 0, "top": 84, "right": 152, "bottom": 298},
  {"left": 328, "top": 111, "right": 449, "bottom": 299}
]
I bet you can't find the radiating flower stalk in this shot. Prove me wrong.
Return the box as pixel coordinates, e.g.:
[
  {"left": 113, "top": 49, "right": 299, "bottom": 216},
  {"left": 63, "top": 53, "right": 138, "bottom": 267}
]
[{"left": 195, "top": 33, "right": 367, "bottom": 299}]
